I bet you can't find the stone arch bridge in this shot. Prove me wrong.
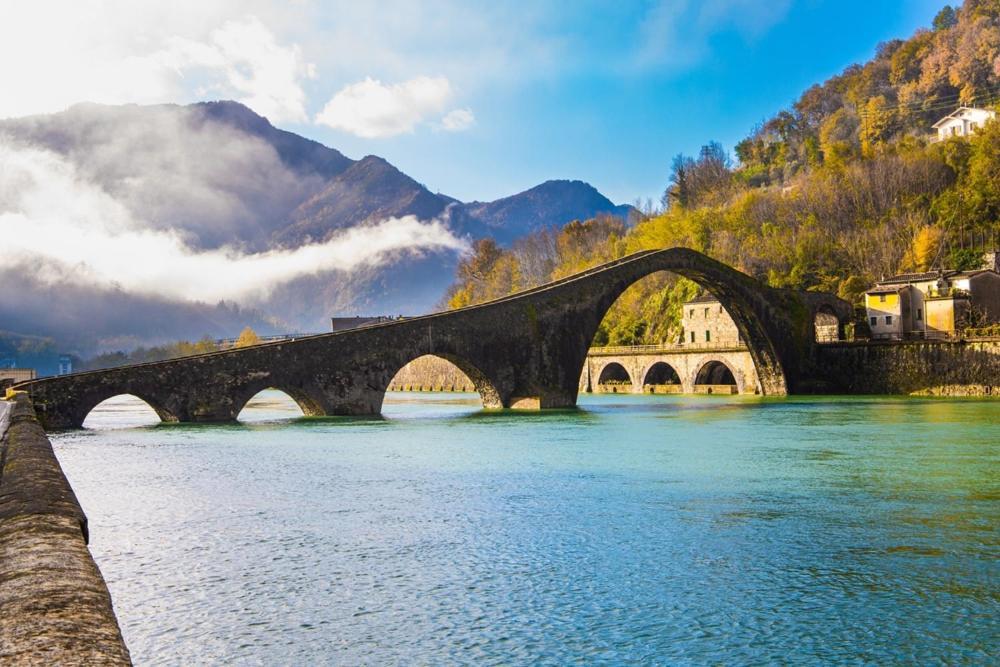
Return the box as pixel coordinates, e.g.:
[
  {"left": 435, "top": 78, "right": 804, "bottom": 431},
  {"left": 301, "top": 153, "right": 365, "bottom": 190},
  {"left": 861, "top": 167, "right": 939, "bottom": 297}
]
[{"left": 16, "top": 248, "right": 851, "bottom": 430}]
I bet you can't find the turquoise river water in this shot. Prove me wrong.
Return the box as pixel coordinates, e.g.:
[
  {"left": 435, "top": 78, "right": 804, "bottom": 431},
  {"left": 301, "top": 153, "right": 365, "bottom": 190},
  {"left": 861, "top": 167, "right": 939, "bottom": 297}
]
[{"left": 51, "top": 391, "right": 998, "bottom": 665}]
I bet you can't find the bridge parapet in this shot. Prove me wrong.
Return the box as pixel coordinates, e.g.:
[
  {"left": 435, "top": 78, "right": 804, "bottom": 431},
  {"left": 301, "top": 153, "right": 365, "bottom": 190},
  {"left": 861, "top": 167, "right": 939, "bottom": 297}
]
[{"left": 0, "top": 392, "right": 131, "bottom": 663}]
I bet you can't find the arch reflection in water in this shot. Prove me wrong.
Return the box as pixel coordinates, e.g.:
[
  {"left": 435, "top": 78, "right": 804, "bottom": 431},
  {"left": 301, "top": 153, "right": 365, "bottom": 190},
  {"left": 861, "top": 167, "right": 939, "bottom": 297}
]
[{"left": 82, "top": 394, "right": 162, "bottom": 429}]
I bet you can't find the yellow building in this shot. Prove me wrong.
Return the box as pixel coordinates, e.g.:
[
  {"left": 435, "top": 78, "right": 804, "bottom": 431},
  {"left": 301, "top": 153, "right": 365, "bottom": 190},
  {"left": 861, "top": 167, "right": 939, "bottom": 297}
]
[{"left": 865, "top": 267, "right": 1000, "bottom": 339}]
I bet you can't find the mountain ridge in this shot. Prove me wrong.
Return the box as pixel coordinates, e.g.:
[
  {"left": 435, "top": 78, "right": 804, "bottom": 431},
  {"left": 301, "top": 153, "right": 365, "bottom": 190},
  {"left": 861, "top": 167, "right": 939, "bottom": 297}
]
[{"left": 0, "top": 100, "right": 636, "bottom": 352}]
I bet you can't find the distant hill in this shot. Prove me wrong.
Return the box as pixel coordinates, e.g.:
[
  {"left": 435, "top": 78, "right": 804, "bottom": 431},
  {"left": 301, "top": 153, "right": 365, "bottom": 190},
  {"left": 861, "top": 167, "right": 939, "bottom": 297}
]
[
  {"left": 277, "top": 155, "right": 453, "bottom": 245},
  {"left": 450, "top": 180, "right": 634, "bottom": 245},
  {"left": 0, "top": 100, "right": 634, "bottom": 353},
  {"left": 733, "top": 1, "right": 1000, "bottom": 186}
]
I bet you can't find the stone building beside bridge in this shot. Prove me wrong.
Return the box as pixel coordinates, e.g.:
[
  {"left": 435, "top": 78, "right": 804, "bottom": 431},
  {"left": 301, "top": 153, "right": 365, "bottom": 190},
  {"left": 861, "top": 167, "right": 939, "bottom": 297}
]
[{"left": 865, "top": 266, "right": 1000, "bottom": 340}]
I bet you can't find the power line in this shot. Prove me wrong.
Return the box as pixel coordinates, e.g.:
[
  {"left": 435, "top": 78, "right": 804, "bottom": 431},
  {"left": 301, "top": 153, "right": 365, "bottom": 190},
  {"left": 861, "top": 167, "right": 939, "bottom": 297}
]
[{"left": 856, "top": 86, "right": 1000, "bottom": 118}]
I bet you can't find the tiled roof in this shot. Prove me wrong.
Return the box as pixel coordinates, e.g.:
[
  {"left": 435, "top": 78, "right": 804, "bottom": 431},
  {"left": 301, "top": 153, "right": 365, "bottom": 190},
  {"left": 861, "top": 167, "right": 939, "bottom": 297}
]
[
  {"left": 866, "top": 285, "right": 904, "bottom": 295},
  {"left": 949, "top": 269, "right": 994, "bottom": 279},
  {"left": 878, "top": 271, "right": 949, "bottom": 284},
  {"left": 931, "top": 106, "right": 997, "bottom": 128},
  {"left": 878, "top": 268, "right": 997, "bottom": 286}
]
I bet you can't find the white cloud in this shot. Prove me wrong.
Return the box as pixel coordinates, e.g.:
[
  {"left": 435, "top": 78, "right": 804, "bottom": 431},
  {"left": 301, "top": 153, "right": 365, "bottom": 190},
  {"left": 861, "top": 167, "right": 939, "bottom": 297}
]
[
  {"left": 0, "top": 4, "right": 313, "bottom": 122},
  {"left": 315, "top": 76, "right": 457, "bottom": 138},
  {"left": 165, "top": 16, "right": 315, "bottom": 123},
  {"left": 441, "top": 108, "right": 476, "bottom": 132},
  {"left": 0, "top": 140, "right": 468, "bottom": 302}
]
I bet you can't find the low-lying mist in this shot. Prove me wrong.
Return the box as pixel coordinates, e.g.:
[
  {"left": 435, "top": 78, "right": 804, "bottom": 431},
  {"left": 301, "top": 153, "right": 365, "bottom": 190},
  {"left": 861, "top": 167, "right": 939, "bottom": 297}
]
[{"left": 0, "top": 120, "right": 468, "bottom": 353}]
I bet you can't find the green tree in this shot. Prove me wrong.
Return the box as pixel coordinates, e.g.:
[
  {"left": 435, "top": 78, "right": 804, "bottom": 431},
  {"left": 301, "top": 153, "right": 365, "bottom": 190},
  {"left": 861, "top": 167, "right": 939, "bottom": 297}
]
[{"left": 933, "top": 5, "right": 958, "bottom": 30}]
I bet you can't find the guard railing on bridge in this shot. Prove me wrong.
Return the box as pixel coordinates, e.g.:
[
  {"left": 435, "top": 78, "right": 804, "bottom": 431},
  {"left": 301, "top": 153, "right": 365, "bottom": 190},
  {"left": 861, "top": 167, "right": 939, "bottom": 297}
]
[{"left": 588, "top": 339, "right": 746, "bottom": 355}]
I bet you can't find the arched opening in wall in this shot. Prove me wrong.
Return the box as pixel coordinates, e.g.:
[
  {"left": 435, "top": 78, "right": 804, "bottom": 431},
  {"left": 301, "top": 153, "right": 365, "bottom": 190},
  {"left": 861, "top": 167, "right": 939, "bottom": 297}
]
[
  {"left": 238, "top": 389, "right": 311, "bottom": 422},
  {"left": 642, "top": 362, "right": 681, "bottom": 393},
  {"left": 814, "top": 305, "right": 840, "bottom": 343},
  {"left": 693, "top": 360, "right": 738, "bottom": 395},
  {"left": 82, "top": 394, "right": 163, "bottom": 429},
  {"left": 585, "top": 269, "right": 756, "bottom": 397},
  {"left": 596, "top": 362, "right": 632, "bottom": 393},
  {"left": 384, "top": 354, "right": 501, "bottom": 414}
]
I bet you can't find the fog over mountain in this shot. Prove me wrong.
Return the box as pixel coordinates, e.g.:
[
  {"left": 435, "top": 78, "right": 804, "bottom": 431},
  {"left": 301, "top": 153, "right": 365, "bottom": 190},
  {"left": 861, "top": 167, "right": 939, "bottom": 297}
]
[{"left": 0, "top": 101, "right": 633, "bottom": 354}]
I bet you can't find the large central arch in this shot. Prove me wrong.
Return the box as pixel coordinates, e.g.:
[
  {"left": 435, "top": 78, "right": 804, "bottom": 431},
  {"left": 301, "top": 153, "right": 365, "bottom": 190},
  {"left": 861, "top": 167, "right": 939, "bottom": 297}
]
[{"left": 564, "top": 250, "right": 800, "bottom": 398}]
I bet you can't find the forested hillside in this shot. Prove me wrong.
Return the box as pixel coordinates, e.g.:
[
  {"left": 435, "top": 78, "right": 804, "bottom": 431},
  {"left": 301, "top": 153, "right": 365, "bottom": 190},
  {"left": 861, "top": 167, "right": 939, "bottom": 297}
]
[{"left": 443, "top": 0, "right": 1000, "bottom": 346}]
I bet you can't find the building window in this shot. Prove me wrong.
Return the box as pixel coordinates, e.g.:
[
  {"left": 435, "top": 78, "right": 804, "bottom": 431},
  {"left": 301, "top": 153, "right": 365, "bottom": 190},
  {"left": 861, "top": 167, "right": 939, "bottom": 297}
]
[
  {"left": 704, "top": 307, "right": 709, "bottom": 317},
  {"left": 885, "top": 315, "right": 893, "bottom": 325},
  {"left": 879, "top": 294, "right": 886, "bottom": 303},
  {"left": 916, "top": 308, "right": 922, "bottom": 321},
  {"left": 689, "top": 309, "right": 694, "bottom": 318},
  {"left": 690, "top": 331, "right": 695, "bottom": 343},
  {"left": 719, "top": 306, "right": 723, "bottom": 314},
  {"left": 870, "top": 316, "right": 877, "bottom": 327},
  {"left": 705, "top": 331, "right": 711, "bottom": 342}
]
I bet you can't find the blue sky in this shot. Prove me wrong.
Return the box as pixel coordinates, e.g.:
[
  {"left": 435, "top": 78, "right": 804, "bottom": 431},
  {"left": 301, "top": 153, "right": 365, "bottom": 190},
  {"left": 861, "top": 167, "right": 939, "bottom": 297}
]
[{"left": 3, "top": 1, "right": 951, "bottom": 205}]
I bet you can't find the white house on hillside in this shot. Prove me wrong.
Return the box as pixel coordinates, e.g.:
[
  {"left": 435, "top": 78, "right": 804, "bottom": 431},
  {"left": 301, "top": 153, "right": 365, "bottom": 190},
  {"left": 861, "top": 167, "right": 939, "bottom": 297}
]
[{"left": 931, "top": 106, "right": 996, "bottom": 142}]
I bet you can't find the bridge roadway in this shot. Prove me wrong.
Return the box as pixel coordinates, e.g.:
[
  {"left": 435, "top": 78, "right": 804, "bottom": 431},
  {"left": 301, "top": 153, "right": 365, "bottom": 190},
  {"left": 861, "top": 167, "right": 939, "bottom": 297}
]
[{"left": 16, "top": 248, "right": 852, "bottom": 430}]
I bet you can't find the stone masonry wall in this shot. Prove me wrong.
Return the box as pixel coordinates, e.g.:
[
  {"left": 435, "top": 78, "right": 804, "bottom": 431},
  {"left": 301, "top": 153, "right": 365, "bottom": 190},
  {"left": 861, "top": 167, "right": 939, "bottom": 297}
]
[
  {"left": 0, "top": 392, "right": 131, "bottom": 665},
  {"left": 811, "top": 339, "right": 1000, "bottom": 395},
  {"left": 681, "top": 300, "right": 741, "bottom": 346}
]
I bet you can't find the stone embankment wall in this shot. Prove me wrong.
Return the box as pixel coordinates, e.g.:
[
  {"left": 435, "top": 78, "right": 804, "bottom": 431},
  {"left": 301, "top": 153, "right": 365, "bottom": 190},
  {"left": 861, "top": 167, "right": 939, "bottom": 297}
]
[
  {"left": 812, "top": 339, "right": 1000, "bottom": 395},
  {"left": 387, "top": 355, "right": 475, "bottom": 392},
  {"left": 0, "top": 392, "right": 131, "bottom": 665}
]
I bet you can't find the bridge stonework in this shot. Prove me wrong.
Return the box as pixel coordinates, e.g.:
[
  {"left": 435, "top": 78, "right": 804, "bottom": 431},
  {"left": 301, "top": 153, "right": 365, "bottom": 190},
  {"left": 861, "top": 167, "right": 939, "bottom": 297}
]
[
  {"left": 16, "top": 249, "right": 851, "bottom": 429},
  {"left": 582, "top": 348, "right": 759, "bottom": 394}
]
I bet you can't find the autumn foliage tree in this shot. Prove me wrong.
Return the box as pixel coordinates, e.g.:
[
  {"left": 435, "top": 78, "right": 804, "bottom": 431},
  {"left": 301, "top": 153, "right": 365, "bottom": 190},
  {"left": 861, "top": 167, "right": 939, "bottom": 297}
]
[
  {"left": 234, "top": 326, "right": 262, "bottom": 348},
  {"left": 443, "top": 1, "right": 1000, "bottom": 345}
]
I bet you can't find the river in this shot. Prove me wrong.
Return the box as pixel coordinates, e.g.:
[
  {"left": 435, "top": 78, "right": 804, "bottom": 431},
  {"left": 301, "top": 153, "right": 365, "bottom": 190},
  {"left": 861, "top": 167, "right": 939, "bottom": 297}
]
[{"left": 51, "top": 392, "right": 998, "bottom": 665}]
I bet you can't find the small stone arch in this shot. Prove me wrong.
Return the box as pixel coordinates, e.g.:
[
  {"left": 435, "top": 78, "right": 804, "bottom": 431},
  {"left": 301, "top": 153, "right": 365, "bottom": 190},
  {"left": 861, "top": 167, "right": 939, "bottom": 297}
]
[
  {"left": 801, "top": 292, "right": 852, "bottom": 344},
  {"left": 642, "top": 361, "right": 681, "bottom": 386},
  {"left": 385, "top": 353, "right": 504, "bottom": 409},
  {"left": 231, "top": 383, "right": 328, "bottom": 420},
  {"left": 597, "top": 362, "right": 632, "bottom": 392},
  {"left": 692, "top": 359, "right": 741, "bottom": 394},
  {"left": 79, "top": 391, "right": 177, "bottom": 427},
  {"left": 235, "top": 386, "right": 326, "bottom": 421},
  {"left": 814, "top": 304, "right": 841, "bottom": 343}
]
